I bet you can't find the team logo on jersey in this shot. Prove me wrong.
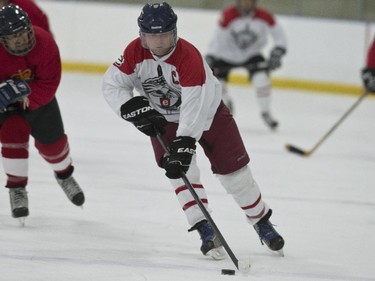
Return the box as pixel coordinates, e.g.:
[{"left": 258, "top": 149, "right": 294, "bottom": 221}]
[
  {"left": 142, "top": 66, "right": 181, "bottom": 114},
  {"left": 231, "top": 24, "right": 257, "bottom": 49},
  {"left": 11, "top": 69, "right": 33, "bottom": 82}
]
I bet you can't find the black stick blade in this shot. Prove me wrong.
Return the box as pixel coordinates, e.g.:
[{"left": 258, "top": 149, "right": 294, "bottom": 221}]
[{"left": 285, "top": 144, "right": 309, "bottom": 156}]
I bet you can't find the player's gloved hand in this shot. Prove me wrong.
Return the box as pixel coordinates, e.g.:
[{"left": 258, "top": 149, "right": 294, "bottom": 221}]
[
  {"left": 164, "top": 136, "right": 196, "bottom": 179},
  {"left": 205, "top": 55, "right": 216, "bottom": 67},
  {"left": 0, "top": 79, "right": 31, "bottom": 112},
  {"left": 205, "top": 55, "right": 221, "bottom": 76},
  {"left": 268, "top": 47, "right": 286, "bottom": 70},
  {"left": 361, "top": 68, "right": 375, "bottom": 93},
  {"left": 120, "top": 96, "right": 167, "bottom": 137}
]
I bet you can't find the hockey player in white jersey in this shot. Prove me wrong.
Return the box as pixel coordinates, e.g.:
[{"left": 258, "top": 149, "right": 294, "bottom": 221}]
[
  {"left": 102, "top": 2, "right": 285, "bottom": 259},
  {"left": 205, "top": 0, "right": 287, "bottom": 130}
]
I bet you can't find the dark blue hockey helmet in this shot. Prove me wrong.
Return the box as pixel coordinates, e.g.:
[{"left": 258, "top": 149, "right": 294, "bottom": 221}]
[
  {"left": 0, "top": 4, "right": 31, "bottom": 36},
  {"left": 0, "top": 4, "right": 35, "bottom": 55},
  {"left": 138, "top": 2, "right": 177, "bottom": 34}
]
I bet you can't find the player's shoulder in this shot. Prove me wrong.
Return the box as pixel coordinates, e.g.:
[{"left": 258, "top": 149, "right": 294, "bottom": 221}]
[
  {"left": 124, "top": 38, "right": 153, "bottom": 64},
  {"left": 175, "top": 38, "right": 199, "bottom": 52},
  {"left": 173, "top": 38, "right": 203, "bottom": 63},
  {"left": 20, "top": 26, "right": 59, "bottom": 63},
  {"left": 169, "top": 38, "right": 206, "bottom": 86},
  {"left": 220, "top": 5, "right": 242, "bottom": 27},
  {"left": 33, "top": 26, "right": 54, "bottom": 41},
  {"left": 33, "top": 26, "right": 58, "bottom": 52},
  {"left": 33, "top": 26, "right": 55, "bottom": 44},
  {"left": 253, "top": 7, "right": 276, "bottom": 26}
]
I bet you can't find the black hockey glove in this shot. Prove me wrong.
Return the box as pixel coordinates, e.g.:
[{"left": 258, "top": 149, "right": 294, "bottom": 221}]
[
  {"left": 0, "top": 79, "right": 31, "bottom": 112},
  {"left": 120, "top": 96, "right": 167, "bottom": 137},
  {"left": 268, "top": 47, "right": 286, "bottom": 71},
  {"left": 205, "top": 55, "right": 222, "bottom": 76},
  {"left": 361, "top": 68, "right": 375, "bottom": 93},
  {"left": 163, "top": 136, "right": 196, "bottom": 179},
  {"left": 205, "top": 55, "right": 217, "bottom": 68}
]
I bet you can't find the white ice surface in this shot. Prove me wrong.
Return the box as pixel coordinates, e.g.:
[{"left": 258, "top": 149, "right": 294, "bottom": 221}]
[{"left": 0, "top": 73, "right": 374, "bottom": 281}]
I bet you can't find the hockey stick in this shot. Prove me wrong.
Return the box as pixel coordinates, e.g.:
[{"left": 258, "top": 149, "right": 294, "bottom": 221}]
[
  {"left": 155, "top": 132, "right": 251, "bottom": 273},
  {"left": 215, "top": 60, "right": 270, "bottom": 74},
  {"left": 285, "top": 91, "right": 369, "bottom": 157}
]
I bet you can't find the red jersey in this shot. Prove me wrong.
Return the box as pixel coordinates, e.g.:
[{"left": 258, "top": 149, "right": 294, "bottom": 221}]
[
  {"left": 367, "top": 38, "right": 375, "bottom": 69},
  {"left": 11, "top": 0, "right": 51, "bottom": 33},
  {"left": 0, "top": 26, "right": 61, "bottom": 110}
]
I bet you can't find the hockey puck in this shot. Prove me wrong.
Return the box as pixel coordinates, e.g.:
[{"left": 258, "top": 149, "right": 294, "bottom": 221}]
[{"left": 221, "top": 269, "right": 235, "bottom": 276}]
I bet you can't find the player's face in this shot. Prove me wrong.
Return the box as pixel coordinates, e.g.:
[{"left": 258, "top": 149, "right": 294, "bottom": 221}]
[
  {"left": 142, "top": 31, "right": 174, "bottom": 56},
  {"left": 237, "top": 0, "right": 256, "bottom": 13},
  {"left": 2, "top": 28, "right": 35, "bottom": 56}
]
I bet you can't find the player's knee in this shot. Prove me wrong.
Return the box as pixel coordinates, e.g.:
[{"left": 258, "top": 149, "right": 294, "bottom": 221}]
[
  {"left": 251, "top": 71, "right": 271, "bottom": 88},
  {"left": 1, "top": 115, "right": 30, "bottom": 143},
  {"left": 217, "top": 166, "right": 255, "bottom": 194}
]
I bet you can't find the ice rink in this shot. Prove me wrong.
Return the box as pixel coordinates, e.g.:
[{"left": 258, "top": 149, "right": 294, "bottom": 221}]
[{"left": 0, "top": 72, "right": 374, "bottom": 281}]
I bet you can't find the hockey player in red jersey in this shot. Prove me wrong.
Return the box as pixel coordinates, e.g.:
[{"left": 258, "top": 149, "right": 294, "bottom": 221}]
[
  {"left": 362, "top": 38, "right": 375, "bottom": 93},
  {"left": 103, "top": 2, "right": 285, "bottom": 258},
  {"left": 0, "top": 0, "right": 50, "bottom": 32},
  {"left": 0, "top": 4, "right": 84, "bottom": 224},
  {"left": 205, "top": 0, "right": 287, "bottom": 130}
]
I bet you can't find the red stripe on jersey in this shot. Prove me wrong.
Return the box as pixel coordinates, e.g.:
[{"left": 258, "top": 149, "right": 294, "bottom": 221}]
[
  {"left": 220, "top": 6, "right": 275, "bottom": 28},
  {"left": 241, "top": 194, "right": 262, "bottom": 210},
  {"left": 183, "top": 199, "right": 208, "bottom": 211},
  {"left": 166, "top": 38, "right": 206, "bottom": 87},
  {"left": 175, "top": 184, "right": 204, "bottom": 195},
  {"left": 253, "top": 8, "right": 275, "bottom": 26},
  {"left": 220, "top": 6, "right": 242, "bottom": 28},
  {"left": 115, "top": 38, "right": 154, "bottom": 75},
  {"left": 114, "top": 38, "right": 206, "bottom": 87}
]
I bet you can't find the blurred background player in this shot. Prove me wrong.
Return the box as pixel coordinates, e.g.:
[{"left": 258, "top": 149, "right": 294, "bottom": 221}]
[
  {"left": 0, "top": 0, "right": 51, "bottom": 32},
  {"left": 362, "top": 37, "right": 375, "bottom": 93},
  {"left": 0, "top": 4, "right": 84, "bottom": 224},
  {"left": 103, "top": 2, "right": 284, "bottom": 259},
  {"left": 205, "top": 0, "right": 287, "bottom": 130}
]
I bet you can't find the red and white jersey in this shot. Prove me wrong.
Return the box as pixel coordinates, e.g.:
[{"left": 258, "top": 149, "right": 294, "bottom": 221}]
[
  {"left": 102, "top": 37, "right": 222, "bottom": 140},
  {"left": 11, "top": 0, "right": 51, "bottom": 33},
  {"left": 207, "top": 6, "right": 287, "bottom": 64},
  {"left": 0, "top": 26, "right": 61, "bottom": 110},
  {"left": 366, "top": 38, "right": 375, "bottom": 69}
]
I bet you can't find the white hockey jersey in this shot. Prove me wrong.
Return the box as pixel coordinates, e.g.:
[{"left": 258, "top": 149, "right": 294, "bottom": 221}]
[
  {"left": 207, "top": 6, "right": 287, "bottom": 64},
  {"left": 102, "top": 37, "right": 222, "bottom": 140}
]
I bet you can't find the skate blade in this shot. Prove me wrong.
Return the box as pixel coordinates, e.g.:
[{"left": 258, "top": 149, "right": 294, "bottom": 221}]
[
  {"left": 277, "top": 249, "right": 284, "bottom": 257},
  {"left": 207, "top": 246, "right": 227, "bottom": 260},
  {"left": 17, "top": 217, "right": 27, "bottom": 227}
]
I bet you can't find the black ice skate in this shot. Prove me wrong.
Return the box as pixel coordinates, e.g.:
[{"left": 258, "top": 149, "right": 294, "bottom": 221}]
[
  {"left": 55, "top": 174, "right": 85, "bottom": 206},
  {"left": 9, "top": 187, "right": 29, "bottom": 226},
  {"left": 254, "top": 209, "right": 285, "bottom": 255},
  {"left": 261, "top": 112, "right": 279, "bottom": 130},
  {"left": 189, "top": 220, "right": 226, "bottom": 260}
]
